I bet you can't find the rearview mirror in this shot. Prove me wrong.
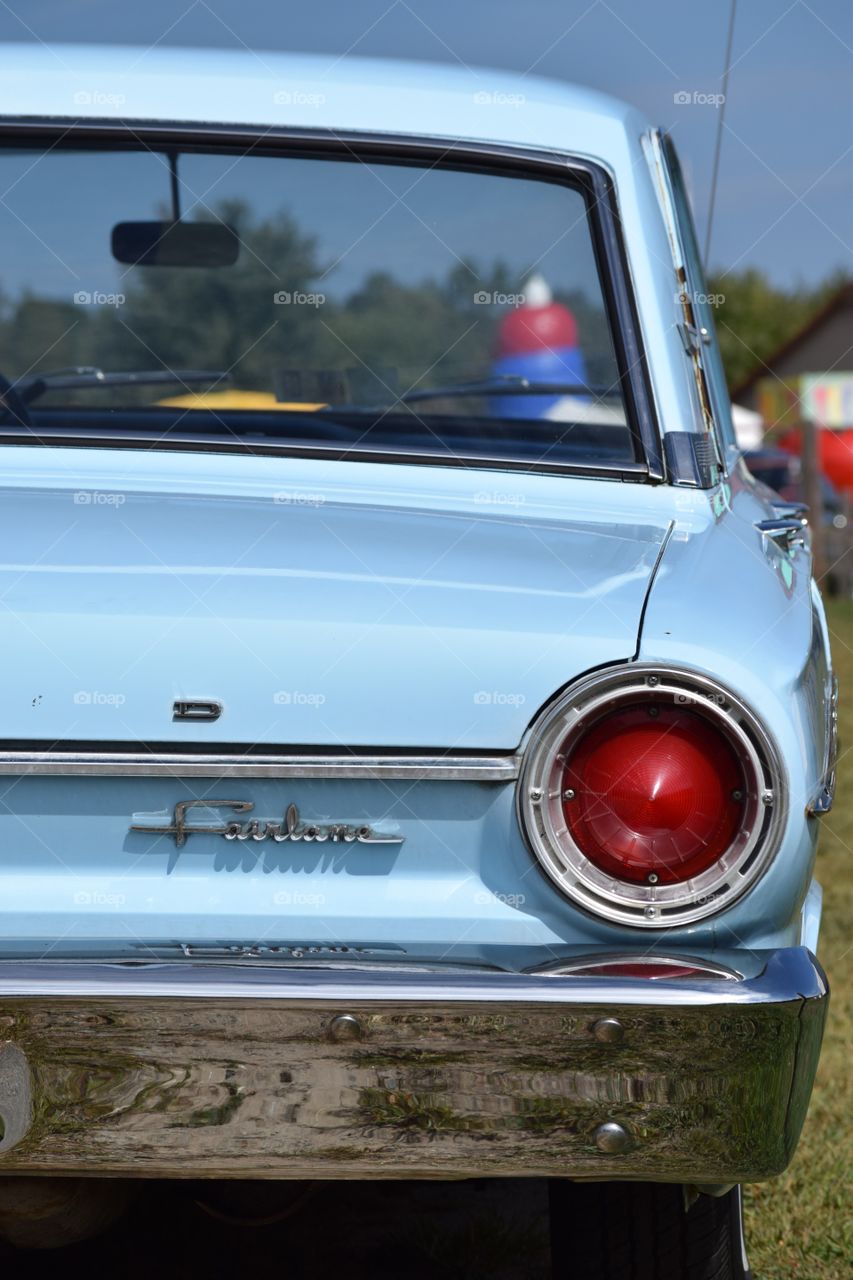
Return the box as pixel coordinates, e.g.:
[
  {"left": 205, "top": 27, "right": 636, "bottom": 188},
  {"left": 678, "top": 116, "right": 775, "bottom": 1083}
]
[{"left": 111, "top": 221, "right": 239, "bottom": 268}]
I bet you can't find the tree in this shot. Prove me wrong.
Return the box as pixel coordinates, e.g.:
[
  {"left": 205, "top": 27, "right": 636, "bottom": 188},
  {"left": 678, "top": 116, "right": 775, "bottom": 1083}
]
[
  {"left": 707, "top": 267, "right": 848, "bottom": 391},
  {"left": 94, "top": 200, "right": 328, "bottom": 394}
]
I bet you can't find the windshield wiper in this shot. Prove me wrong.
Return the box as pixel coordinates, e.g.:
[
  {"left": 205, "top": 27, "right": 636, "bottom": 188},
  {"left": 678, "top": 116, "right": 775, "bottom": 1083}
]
[
  {"left": 399, "top": 375, "right": 617, "bottom": 404},
  {"left": 14, "top": 367, "right": 231, "bottom": 406}
]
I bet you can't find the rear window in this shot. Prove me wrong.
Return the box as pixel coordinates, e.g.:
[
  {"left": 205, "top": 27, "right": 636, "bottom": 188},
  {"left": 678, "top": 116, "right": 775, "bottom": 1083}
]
[{"left": 0, "top": 144, "right": 637, "bottom": 470}]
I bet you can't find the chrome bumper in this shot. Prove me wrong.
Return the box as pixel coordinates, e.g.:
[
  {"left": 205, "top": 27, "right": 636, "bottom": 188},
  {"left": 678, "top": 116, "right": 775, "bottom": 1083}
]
[{"left": 0, "top": 948, "right": 827, "bottom": 1182}]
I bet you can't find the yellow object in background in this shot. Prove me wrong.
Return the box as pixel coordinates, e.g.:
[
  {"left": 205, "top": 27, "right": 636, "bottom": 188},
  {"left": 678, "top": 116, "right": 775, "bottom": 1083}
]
[{"left": 158, "top": 390, "right": 326, "bottom": 411}]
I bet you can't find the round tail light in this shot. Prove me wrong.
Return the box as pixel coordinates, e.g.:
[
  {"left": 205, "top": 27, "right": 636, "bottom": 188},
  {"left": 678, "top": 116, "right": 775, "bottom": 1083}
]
[
  {"left": 563, "top": 705, "right": 744, "bottom": 885},
  {"left": 519, "top": 667, "right": 784, "bottom": 927}
]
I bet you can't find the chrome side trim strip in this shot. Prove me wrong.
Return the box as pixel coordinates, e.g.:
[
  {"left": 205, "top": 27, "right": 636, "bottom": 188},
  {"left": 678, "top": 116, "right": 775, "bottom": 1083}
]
[
  {"left": 807, "top": 673, "right": 838, "bottom": 816},
  {"left": 808, "top": 785, "right": 835, "bottom": 816},
  {"left": 0, "top": 751, "right": 520, "bottom": 782},
  {"left": 756, "top": 515, "right": 808, "bottom": 552}
]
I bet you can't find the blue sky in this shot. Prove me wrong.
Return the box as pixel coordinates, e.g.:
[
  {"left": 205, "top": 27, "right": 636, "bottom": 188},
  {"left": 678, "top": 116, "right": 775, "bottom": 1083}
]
[{"left": 0, "top": 0, "right": 850, "bottom": 287}]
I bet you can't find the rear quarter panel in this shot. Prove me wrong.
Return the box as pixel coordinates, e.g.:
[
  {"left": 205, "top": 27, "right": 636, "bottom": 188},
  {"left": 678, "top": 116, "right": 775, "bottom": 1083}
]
[{"left": 637, "top": 469, "right": 831, "bottom": 949}]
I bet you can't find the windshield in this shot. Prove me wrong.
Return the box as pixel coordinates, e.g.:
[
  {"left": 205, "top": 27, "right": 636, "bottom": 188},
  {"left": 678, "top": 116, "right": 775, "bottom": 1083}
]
[{"left": 0, "top": 143, "right": 636, "bottom": 470}]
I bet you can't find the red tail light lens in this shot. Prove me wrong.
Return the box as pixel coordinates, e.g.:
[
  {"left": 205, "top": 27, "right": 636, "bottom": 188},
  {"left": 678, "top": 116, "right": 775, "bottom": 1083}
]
[
  {"left": 574, "top": 961, "right": 715, "bottom": 980},
  {"left": 563, "top": 706, "right": 745, "bottom": 885},
  {"left": 519, "top": 668, "right": 783, "bottom": 927}
]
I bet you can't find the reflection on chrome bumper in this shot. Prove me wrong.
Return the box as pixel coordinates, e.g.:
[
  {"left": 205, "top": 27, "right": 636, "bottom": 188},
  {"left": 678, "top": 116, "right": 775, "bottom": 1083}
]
[{"left": 0, "top": 947, "right": 827, "bottom": 1182}]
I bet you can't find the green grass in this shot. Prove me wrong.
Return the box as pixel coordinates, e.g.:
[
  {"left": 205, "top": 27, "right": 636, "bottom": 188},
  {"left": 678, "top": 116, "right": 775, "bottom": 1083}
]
[{"left": 744, "top": 599, "right": 853, "bottom": 1279}]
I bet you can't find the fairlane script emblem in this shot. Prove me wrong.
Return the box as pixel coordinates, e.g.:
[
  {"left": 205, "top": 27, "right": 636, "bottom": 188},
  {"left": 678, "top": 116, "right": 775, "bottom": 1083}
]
[{"left": 130, "top": 800, "right": 405, "bottom": 849}]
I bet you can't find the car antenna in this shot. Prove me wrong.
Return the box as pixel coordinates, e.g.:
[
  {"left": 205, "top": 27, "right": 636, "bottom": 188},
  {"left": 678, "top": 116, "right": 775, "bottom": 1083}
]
[{"left": 704, "top": 0, "right": 738, "bottom": 269}]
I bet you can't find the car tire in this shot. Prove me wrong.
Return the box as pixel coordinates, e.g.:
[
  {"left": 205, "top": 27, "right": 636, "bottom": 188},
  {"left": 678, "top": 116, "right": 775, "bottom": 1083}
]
[{"left": 549, "top": 1181, "right": 752, "bottom": 1280}]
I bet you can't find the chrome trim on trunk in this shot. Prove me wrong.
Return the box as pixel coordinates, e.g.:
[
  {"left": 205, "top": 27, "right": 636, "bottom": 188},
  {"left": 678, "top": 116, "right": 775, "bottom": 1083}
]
[{"left": 0, "top": 751, "right": 520, "bottom": 782}]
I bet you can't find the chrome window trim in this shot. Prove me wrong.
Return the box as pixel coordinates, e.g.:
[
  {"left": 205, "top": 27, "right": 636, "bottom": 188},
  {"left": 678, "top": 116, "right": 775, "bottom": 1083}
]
[
  {"left": 0, "top": 425, "right": 649, "bottom": 483},
  {"left": 517, "top": 663, "right": 787, "bottom": 928},
  {"left": 650, "top": 131, "right": 731, "bottom": 478},
  {"left": 0, "top": 751, "right": 520, "bottom": 782}
]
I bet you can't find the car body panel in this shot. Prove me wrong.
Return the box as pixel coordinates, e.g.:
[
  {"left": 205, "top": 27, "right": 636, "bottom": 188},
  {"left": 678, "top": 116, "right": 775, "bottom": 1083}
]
[
  {"left": 0, "top": 451, "right": 675, "bottom": 968},
  {"left": 638, "top": 470, "right": 830, "bottom": 944},
  {"left": 0, "top": 771, "right": 811, "bottom": 966},
  {"left": 0, "top": 447, "right": 671, "bottom": 748}
]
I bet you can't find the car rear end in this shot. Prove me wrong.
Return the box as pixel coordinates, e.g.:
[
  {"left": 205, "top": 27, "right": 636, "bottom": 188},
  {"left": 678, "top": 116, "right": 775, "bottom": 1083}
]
[{"left": 0, "top": 44, "right": 832, "bottom": 1279}]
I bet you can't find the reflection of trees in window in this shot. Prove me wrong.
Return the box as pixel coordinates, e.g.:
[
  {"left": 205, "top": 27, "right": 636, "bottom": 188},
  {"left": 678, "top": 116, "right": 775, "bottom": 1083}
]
[{"left": 0, "top": 201, "right": 614, "bottom": 406}]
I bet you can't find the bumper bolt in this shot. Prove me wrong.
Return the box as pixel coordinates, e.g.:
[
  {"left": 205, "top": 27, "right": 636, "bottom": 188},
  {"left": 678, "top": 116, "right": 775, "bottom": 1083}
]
[
  {"left": 592, "top": 1017, "right": 624, "bottom": 1044},
  {"left": 593, "top": 1121, "right": 632, "bottom": 1154},
  {"left": 329, "top": 1014, "right": 363, "bottom": 1043}
]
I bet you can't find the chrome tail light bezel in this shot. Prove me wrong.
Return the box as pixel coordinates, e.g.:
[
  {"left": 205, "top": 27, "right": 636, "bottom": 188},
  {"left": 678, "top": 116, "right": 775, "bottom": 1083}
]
[{"left": 517, "top": 665, "right": 787, "bottom": 928}]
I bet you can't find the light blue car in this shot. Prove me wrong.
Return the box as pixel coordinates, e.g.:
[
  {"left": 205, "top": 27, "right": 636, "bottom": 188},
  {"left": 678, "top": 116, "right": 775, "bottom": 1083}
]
[{"left": 0, "top": 44, "right": 833, "bottom": 1278}]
